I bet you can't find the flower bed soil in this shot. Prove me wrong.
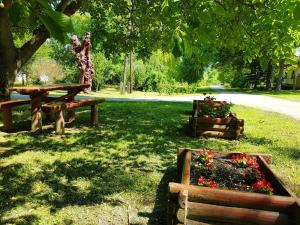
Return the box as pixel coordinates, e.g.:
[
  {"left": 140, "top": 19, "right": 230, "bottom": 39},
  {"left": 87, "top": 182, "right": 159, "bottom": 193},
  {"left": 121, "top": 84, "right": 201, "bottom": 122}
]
[{"left": 190, "top": 153, "right": 254, "bottom": 193}]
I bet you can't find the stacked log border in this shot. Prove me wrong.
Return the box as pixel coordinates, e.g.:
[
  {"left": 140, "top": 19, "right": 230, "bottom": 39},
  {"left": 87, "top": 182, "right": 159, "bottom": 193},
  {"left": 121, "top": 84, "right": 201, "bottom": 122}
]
[
  {"left": 168, "top": 148, "right": 300, "bottom": 225},
  {"left": 190, "top": 100, "right": 244, "bottom": 140}
]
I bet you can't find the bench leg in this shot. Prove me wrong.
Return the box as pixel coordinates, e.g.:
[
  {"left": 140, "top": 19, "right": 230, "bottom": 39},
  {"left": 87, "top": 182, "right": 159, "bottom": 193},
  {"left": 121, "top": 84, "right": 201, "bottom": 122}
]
[
  {"left": 31, "top": 101, "right": 43, "bottom": 133},
  {"left": 66, "top": 109, "right": 76, "bottom": 123},
  {"left": 1, "top": 109, "right": 13, "bottom": 131},
  {"left": 55, "top": 110, "right": 65, "bottom": 135},
  {"left": 91, "top": 105, "right": 98, "bottom": 125}
]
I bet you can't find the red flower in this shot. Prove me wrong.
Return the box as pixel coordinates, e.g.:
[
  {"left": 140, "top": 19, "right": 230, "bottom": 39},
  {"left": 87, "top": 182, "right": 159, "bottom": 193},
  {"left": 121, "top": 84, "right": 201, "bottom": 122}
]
[
  {"left": 197, "top": 177, "right": 218, "bottom": 189},
  {"left": 232, "top": 153, "right": 260, "bottom": 170},
  {"left": 209, "top": 180, "right": 218, "bottom": 188},
  {"left": 198, "top": 176, "right": 205, "bottom": 184},
  {"left": 252, "top": 179, "right": 273, "bottom": 195}
]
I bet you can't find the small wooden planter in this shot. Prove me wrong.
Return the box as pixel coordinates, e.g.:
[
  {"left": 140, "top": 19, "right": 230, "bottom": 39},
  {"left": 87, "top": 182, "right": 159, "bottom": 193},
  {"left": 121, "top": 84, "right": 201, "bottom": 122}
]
[
  {"left": 190, "top": 100, "right": 244, "bottom": 140},
  {"left": 189, "top": 117, "right": 244, "bottom": 140},
  {"left": 168, "top": 148, "right": 300, "bottom": 225}
]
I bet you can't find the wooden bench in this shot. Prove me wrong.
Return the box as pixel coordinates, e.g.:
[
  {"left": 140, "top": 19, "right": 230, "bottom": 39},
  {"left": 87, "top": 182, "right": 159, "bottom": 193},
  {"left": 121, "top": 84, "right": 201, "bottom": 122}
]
[
  {"left": 41, "top": 98, "right": 105, "bottom": 134},
  {"left": 0, "top": 99, "right": 31, "bottom": 131}
]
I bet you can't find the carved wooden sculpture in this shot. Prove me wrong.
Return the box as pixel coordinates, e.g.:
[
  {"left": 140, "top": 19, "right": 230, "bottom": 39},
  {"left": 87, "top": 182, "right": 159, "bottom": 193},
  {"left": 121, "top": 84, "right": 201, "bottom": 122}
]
[{"left": 70, "top": 32, "right": 95, "bottom": 93}]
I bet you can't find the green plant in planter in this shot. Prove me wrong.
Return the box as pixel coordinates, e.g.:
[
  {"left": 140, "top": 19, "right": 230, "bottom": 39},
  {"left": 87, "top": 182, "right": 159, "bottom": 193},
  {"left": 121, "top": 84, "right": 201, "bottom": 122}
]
[{"left": 200, "top": 95, "right": 233, "bottom": 118}]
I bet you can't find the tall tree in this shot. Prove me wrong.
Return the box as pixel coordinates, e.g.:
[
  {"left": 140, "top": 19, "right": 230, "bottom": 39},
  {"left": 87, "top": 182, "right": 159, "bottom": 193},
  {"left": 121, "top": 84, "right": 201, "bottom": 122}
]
[{"left": 0, "top": 0, "right": 82, "bottom": 100}]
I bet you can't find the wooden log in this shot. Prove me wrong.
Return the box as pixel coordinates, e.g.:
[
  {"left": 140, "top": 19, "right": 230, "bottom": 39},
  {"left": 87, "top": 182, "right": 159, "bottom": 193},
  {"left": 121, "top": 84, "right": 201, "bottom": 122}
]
[
  {"left": 55, "top": 110, "right": 65, "bottom": 135},
  {"left": 90, "top": 105, "right": 98, "bottom": 125},
  {"left": 31, "top": 103, "right": 42, "bottom": 132},
  {"left": 169, "top": 183, "right": 298, "bottom": 212},
  {"left": 30, "top": 92, "right": 48, "bottom": 132},
  {"left": 177, "top": 220, "right": 229, "bottom": 225},
  {"left": 177, "top": 190, "right": 188, "bottom": 224},
  {"left": 1, "top": 108, "right": 12, "bottom": 131},
  {"left": 191, "top": 117, "right": 244, "bottom": 127},
  {"left": 181, "top": 150, "right": 191, "bottom": 185},
  {"left": 66, "top": 90, "right": 76, "bottom": 122},
  {"left": 197, "top": 124, "right": 240, "bottom": 132},
  {"left": 257, "top": 156, "right": 295, "bottom": 197},
  {"left": 178, "top": 202, "right": 293, "bottom": 225},
  {"left": 195, "top": 130, "right": 239, "bottom": 139},
  {"left": 177, "top": 148, "right": 186, "bottom": 180}
]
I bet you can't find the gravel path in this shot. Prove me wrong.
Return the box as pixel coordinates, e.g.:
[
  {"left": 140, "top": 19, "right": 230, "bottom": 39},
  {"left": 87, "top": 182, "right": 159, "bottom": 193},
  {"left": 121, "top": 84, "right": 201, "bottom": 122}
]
[{"left": 11, "top": 86, "right": 300, "bottom": 120}]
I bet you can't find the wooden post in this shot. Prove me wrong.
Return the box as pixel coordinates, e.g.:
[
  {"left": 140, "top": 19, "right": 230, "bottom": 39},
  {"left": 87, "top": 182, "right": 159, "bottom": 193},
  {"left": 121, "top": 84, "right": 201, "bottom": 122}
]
[
  {"left": 55, "top": 110, "right": 65, "bottom": 135},
  {"left": 31, "top": 100, "right": 42, "bottom": 132},
  {"left": 66, "top": 90, "right": 76, "bottom": 123},
  {"left": 2, "top": 108, "right": 12, "bottom": 131},
  {"left": 91, "top": 105, "right": 98, "bottom": 125}
]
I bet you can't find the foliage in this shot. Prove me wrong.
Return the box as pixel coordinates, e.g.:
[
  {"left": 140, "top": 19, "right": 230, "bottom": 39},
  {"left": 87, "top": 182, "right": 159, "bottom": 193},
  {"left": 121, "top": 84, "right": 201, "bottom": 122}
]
[
  {"left": 252, "top": 179, "right": 274, "bottom": 195},
  {"left": 163, "top": 0, "right": 300, "bottom": 90},
  {"left": 197, "top": 177, "right": 218, "bottom": 188},
  {"left": 198, "top": 96, "right": 233, "bottom": 118},
  {"left": 27, "top": 57, "right": 64, "bottom": 84},
  {"left": 92, "top": 52, "right": 110, "bottom": 91},
  {"left": 85, "top": 0, "right": 176, "bottom": 58},
  {"left": 10, "top": 0, "right": 74, "bottom": 43}
]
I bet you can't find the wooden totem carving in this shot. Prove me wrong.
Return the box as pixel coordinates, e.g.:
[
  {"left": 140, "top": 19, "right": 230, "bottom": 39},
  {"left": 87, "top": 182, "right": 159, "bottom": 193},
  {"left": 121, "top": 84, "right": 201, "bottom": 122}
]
[{"left": 70, "top": 32, "right": 95, "bottom": 93}]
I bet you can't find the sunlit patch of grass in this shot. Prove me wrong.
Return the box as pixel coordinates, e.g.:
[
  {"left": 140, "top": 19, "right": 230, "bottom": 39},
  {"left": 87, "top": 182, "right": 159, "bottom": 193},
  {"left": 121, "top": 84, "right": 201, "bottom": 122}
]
[{"left": 0, "top": 101, "right": 299, "bottom": 224}]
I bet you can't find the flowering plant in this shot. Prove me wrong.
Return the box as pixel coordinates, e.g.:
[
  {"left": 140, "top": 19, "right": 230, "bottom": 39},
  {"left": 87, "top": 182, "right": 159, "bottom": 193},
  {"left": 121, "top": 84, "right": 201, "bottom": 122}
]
[
  {"left": 197, "top": 150, "right": 214, "bottom": 166},
  {"left": 196, "top": 150, "right": 215, "bottom": 173},
  {"left": 199, "top": 95, "right": 232, "bottom": 118},
  {"left": 244, "top": 167, "right": 263, "bottom": 181},
  {"left": 197, "top": 176, "right": 218, "bottom": 188},
  {"left": 252, "top": 179, "right": 273, "bottom": 195},
  {"left": 231, "top": 153, "right": 259, "bottom": 169}
]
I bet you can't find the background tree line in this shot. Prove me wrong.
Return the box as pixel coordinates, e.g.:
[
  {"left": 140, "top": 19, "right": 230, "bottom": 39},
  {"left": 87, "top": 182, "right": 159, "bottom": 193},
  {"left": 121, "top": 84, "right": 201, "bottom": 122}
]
[{"left": 0, "top": 0, "right": 299, "bottom": 99}]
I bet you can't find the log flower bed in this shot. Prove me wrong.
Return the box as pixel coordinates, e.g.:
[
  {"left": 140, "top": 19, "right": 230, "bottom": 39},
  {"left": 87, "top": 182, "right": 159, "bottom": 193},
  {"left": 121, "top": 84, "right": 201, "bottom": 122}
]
[
  {"left": 189, "top": 96, "right": 244, "bottom": 140},
  {"left": 168, "top": 148, "right": 300, "bottom": 225}
]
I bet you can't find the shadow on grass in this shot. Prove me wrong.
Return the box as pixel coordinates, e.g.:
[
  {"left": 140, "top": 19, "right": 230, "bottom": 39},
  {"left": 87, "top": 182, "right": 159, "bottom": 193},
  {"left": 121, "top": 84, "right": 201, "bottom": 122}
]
[
  {"left": 0, "top": 101, "right": 299, "bottom": 224},
  {"left": 137, "top": 166, "right": 178, "bottom": 225}
]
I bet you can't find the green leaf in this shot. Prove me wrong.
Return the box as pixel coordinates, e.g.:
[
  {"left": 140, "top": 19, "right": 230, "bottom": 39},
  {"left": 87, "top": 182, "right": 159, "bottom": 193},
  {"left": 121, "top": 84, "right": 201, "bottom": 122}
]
[
  {"left": 294, "top": 3, "right": 300, "bottom": 20},
  {"left": 33, "top": 0, "right": 74, "bottom": 43}
]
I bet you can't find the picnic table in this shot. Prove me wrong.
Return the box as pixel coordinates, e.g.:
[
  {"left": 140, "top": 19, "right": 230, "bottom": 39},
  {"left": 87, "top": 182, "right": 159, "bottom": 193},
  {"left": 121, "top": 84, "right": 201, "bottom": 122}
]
[{"left": 8, "top": 83, "right": 90, "bottom": 132}]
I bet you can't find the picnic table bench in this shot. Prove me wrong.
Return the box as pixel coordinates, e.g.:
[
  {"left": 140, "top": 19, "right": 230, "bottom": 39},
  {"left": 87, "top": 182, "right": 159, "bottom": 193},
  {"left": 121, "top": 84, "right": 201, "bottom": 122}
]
[
  {"left": 42, "top": 98, "right": 105, "bottom": 134},
  {"left": 0, "top": 99, "right": 31, "bottom": 131},
  {"left": 6, "top": 84, "right": 105, "bottom": 134}
]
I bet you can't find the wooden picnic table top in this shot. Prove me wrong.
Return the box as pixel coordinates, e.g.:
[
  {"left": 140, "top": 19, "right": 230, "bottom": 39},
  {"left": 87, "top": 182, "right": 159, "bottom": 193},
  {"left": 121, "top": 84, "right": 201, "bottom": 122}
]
[{"left": 9, "top": 83, "right": 90, "bottom": 95}]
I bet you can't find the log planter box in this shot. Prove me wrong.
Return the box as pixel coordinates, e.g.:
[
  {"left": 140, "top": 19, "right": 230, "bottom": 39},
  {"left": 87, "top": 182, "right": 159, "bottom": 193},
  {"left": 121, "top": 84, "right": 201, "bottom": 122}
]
[
  {"left": 190, "top": 100, "right": 244, "bottom": 140},
  {"left": 168, "top": 148, "right": 300, "bottom": 225}
]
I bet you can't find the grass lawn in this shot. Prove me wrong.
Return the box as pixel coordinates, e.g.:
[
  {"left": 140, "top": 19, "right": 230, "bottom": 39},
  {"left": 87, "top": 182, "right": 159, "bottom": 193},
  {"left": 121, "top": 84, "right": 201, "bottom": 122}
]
[
  {"left": 225, "top": 88, "right": 300, "bottom": 101},
  {"left": 0, "top": 102, "right": 299, "bottom": 225}
]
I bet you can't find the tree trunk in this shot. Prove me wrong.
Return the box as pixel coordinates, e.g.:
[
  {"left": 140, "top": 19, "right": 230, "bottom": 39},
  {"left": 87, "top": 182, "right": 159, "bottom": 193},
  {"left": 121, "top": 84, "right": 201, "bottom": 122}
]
[
  {"left": 276, "top": 58, "right": 285, "bottom": 91},
  {"left": 129, "top": 50, "right": 134, "bottom": 93},
  {"left": 122, "top": 53, "right": 128, "bottom": 94},
  {"left": 0, "top": 2, "right": 17, "bottom": 100},
  {"left": 0, "top": 0, "right": 82, "bottom": 100},
  {"left": 265, "top": 59, "right": 273, "bottom": 90}
]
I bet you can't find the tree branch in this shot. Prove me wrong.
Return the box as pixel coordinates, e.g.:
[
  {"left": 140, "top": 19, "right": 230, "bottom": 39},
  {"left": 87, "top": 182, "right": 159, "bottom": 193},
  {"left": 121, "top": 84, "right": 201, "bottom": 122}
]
[{"left": 18, "top": 0, "right": 83, "bottom": 68}]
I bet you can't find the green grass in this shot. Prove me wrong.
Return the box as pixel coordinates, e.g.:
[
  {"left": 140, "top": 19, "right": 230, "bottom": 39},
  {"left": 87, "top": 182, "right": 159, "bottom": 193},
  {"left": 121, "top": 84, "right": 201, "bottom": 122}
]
[
  {"left": 225, "top": 88, "right": 300, "bottom": 101},
  {"left": 0, "top": 102, "right": 299, "bottom": 225}
]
